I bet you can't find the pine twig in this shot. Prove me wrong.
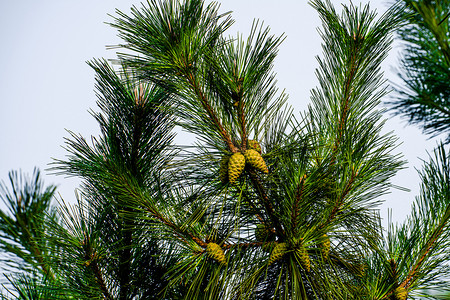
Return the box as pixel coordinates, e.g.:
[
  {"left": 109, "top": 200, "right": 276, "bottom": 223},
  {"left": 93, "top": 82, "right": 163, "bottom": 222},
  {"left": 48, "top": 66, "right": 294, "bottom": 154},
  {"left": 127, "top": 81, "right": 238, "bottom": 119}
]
[
  {"left": 248, "top": 171, "right": 285, "bottom": 238},
  {"left": 401, "top": 205, "right": 450, "bottom": 288},
  {"left": 185, "top": 72, "right": 238, "bottom": 153},
  {"left": 320, "top": 168, "right": 358, "bottom": 230},
  {"left": 291, "top": 175, "right": 306, "bottom": 235}
]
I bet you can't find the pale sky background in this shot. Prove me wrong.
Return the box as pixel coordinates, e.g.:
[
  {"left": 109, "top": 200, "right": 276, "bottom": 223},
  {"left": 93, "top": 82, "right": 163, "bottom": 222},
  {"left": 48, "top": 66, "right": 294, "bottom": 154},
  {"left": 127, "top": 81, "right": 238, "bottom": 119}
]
[{"left": 0, "top": 0, "right": 444, "bottom": 231}]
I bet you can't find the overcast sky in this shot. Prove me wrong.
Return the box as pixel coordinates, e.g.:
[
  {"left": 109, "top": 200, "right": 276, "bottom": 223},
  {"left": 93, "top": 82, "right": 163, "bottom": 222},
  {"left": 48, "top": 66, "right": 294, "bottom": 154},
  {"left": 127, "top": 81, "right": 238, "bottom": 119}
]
[{"left": 0, "top": 0, "right": 443, "bottom": 227}]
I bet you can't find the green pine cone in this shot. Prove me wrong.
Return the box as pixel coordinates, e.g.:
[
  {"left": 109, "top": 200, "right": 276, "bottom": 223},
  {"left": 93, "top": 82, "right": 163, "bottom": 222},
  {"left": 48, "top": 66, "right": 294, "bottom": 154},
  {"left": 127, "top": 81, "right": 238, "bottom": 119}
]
[
  {"left": 228, "top": 152, "right": 246, "bottom": 184},
  {"left": 321, "top": 234, "right": 330, "bottom": 259},
  {"left": 206, "top": 242, "right": 227, "bottom": 265},
  {"left": 296, "top": 244, "right": 311, "bottom": 272},
  {"left": 261, "top": 241, "right": 277, "bottom": 253},
  {"left": 244, "top": 149, "right": 268, "bottom": 174},
  {"left": 248, "top": 139, "right": 262, "bottom": 154},
  {"left": 394, "top": 286, "right": 407, "bottom": 300},
  {"left": 268, "top": 242, "right": 287, "bottom": 265},
  {"left": 219, "top": 155, "right": 230, "bottom": 183}
]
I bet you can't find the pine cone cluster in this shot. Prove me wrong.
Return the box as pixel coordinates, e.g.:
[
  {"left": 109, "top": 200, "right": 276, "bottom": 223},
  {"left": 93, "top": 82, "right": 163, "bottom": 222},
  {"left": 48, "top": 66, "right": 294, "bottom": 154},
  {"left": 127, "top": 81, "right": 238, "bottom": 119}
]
[
  {"left": 206, "top": 242, "right": 227, "bottom": 265},
  {"left": 219, "top": 140, "right": 268, "bottom": 184}
]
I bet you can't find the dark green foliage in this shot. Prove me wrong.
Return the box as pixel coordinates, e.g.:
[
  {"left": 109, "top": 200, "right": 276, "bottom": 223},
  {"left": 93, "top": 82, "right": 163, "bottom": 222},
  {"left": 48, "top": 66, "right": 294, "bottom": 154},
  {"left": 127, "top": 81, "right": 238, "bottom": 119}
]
[
  {"left": 0, "top": 168, "right": 56, "bottom": 279},
  {"left": 360, "top": 145, "right": 450, "bottom": 299},
  {"left": 388, "top": 0, "right": 450, "bottom": 142},
  {"left": 26, "top": 60, "right": 178, "bottom": 299}
]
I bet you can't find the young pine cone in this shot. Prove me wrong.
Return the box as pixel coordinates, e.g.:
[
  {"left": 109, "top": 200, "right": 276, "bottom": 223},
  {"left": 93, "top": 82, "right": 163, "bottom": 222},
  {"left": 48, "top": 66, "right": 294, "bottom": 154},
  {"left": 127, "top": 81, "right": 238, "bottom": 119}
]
[
  {"left": 321, "top": 234, "right": 330, "bottom": 259},
  {"left": 248, "top": 139, "right": 262, "bottom": 154},
  {"left": 393, "top": 287, "right": 407, "bottom": 300},
  {"left": 228, "top": 152, "right": 246, "bottom": 184},
  {"left": 261, "top": 241, "right": 277, "bottom": 253},
  {"left": 206, "top": 242, "right": 227, "bottom": 265},
  {"left": 244, "top": 149, "right": 268, "bottom": 174},
  {"left": 219, "top": 155, "right": 230, "bottom": 183},
  {"left": 268, "top": 242, "right": 287, "bottom": 265},
  {"left": 295, "top": 244, "right": 311, "bottom": 272}
]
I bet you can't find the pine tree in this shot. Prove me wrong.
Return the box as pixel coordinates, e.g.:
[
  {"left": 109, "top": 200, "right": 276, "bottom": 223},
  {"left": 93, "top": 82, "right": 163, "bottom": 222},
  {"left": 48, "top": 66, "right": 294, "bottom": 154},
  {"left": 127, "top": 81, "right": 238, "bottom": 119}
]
[
  {"left": 388, "top": 0, "right": 450, "bottom": 143},
  {"left": 1, "top": 0, "right": 450, "bottom": 299}
]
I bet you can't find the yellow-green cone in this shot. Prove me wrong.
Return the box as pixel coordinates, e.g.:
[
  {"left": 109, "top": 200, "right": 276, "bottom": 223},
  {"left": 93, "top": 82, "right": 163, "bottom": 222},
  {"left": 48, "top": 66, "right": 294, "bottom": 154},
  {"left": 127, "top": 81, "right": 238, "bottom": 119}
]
[
  {"left": 244, "top": 149, "right": 268, "bottom": 174},
  {"left": 206, "top": 242, "right": 227, "bottom": 265},
  {"left": 219, "top": 155, "right": 230, "bottom": 183},
  {"left": 296, "top": 244, "right": 311, "bottom": 272},
  {"left": 228, "top": 152, "right": 246, "bottom": 184},
  {"left": 268, "top": 242, "right": 287, "bottom": 265},
  {"left": 261, "top": 241, "right": 276, "bottom": 253},
  {"left": 394, "top": 286, "right": 407, "bottom": 300},
  {"left": 248, "top": 140, "right": 262, "bottom": 154},
  {"left": 321, "top": 234, "right": 330, "bottom": 259}
]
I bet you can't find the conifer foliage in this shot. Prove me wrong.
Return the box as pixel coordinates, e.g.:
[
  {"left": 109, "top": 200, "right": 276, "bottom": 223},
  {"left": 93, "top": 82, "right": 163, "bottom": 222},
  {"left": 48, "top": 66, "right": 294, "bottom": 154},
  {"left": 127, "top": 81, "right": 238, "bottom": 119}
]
[
  {"left": 1, "top": 0, "right": 450, "bottom": 299},
  {"left": 388, "top": 0, "right": 450, "bottom": 142}
]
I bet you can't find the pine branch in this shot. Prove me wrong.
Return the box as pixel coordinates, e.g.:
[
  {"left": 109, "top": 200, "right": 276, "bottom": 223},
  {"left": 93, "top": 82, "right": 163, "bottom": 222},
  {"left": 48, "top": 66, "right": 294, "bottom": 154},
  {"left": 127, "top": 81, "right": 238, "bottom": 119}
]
[
  {"left": 321, "top": 167, "right": 358, "bottom": 229},
  {"left": 332, "top": 33, "right": 361, "bottom": 159},
  {"left": 399, "top": 144, "right": 450, "bottom": 290},
  {"left": 82, "top": 236, "right": 114, "bottom": 300},
  {"left": 291, "top": 175, "right": 306, "bottom": 235},
  {"left": 89, "top": 260, "right": 114, "bottom": 300},
  {"left": 248, "top": 171, "right": 285, "bottom": 238},
  {"left": 184, "top": 71, "right": 237, "bottom": 153},
  {"left": 0, "top": 169, "right": 56, "bottom": 280},
  {"left": 308, "top": 0, "right": 405, "bottom": 235},
  {"left": 237, "top": 85, "right": 248, "bottom": 150},
  {"left": 389, "top": 0, "right": 450, "bottom": 142},
  {"left": 29, "top": 0, "right": 450, "bottom": 298},
  {"left": 401, "top": 205, "right": 450, "bottom": 289}
]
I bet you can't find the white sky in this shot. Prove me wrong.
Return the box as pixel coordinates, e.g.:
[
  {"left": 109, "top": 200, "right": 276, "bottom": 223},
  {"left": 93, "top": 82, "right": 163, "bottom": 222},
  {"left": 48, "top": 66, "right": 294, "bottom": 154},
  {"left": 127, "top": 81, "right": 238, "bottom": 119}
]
[{"left": 0, "top": 0, "right": 443, "bottom": 228}]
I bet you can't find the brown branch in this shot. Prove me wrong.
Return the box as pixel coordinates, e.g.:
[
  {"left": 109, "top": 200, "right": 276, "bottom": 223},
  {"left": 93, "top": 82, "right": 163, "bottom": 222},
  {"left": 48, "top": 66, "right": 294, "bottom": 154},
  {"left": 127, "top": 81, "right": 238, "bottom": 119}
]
[
  {"left": 222, "top": 241, "right": 264, "bottom": 250},
  {"left": 320, "top": 168, "right": 357, "bottom": 229},
  {"left": 325, "top": 36, "right": 362, "bottom": 228},
  {"left": 16, "top": 213, "right": 54, "bottom": 280},
  {"left": 90, "top": 260, "right": 114, "bottom": 300},
  {"left": 120, "top": 172, "right": 209, "bottom": 250},
  {"left": 145, "top": 205, "right": 210, "bottom": 249},
  {"left": 186, "top": 73, "right": 238, "bottom": 153},
  {"left": 81, "top": 236, "right": 113, "bottom": 300},
  {"left": 331, "top": 37, "right": 361, "bottom": 161},
  {"left": 29, "top": 240, "right": 53, "bottom": 280},
  {"left": 242, "top": 194, "right": 265, "bottom": 223},
  {"left": 248, "top": 171, "right": 285, "bottom": 238},
  {"left": 192, "top": 236, "right": 208, "bottom": 248}
]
